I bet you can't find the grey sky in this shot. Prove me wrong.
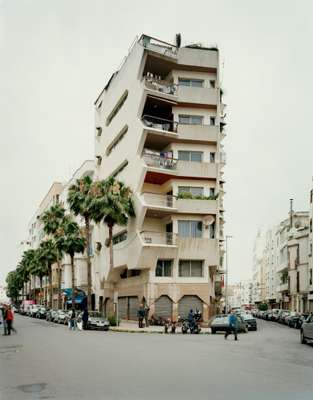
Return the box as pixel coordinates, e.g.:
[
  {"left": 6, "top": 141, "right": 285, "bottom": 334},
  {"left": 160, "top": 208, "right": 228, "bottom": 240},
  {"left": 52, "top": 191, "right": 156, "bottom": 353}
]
[{"left": 1, "top": 0, "right": 313, "bottom": 285}]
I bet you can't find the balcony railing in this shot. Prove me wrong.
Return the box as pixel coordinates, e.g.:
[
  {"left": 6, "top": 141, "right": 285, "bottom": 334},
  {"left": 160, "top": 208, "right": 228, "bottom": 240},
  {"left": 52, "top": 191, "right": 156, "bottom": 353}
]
[
  {"left": 142, "top": 115, "right": 178, "bottom": 133},
  {"left": 144, "top": 76, "right": 177, "bottom": 96},
  {"left": 139, "top": 34, "right": 178, "bottom": 58},
  {"left": 142, "top": 193, "right": 176, "bottom": 208},
  {"left": 140, "top": 231, "right": 176, "bottom": 245},
  {"left": 143, "top": 150, "right": 178, "bottom": 170}
]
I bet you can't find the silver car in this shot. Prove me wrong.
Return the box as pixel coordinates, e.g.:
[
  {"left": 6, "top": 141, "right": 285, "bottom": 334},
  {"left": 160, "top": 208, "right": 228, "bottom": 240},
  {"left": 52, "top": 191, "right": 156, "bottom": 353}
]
[{"left": 301, "top": 314, "right": 313, "bottom": 344}]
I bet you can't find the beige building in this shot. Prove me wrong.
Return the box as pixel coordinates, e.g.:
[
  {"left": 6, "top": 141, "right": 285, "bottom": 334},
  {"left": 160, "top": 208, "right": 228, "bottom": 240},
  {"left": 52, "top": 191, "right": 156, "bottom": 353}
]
[
  {"left": 93, "top": 34, "right": 226, "bottom": 322},
  {"left": 308, "top": 189, "right": 313, "bottom": 311}
]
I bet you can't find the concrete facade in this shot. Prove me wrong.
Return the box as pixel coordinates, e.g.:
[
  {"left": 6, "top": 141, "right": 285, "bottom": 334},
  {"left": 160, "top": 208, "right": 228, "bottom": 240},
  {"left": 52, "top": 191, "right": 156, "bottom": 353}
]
[{"left": 93, "top": 35, "right": 226, "bottom": 322}]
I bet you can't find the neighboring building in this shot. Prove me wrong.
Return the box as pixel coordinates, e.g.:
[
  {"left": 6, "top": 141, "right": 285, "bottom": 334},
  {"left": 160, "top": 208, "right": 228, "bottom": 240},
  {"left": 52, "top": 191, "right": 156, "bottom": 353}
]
[
  {"left": 251, "top": 230, "right": 265, "bottom": 304},
  {"left": 0, "top": 285, "right": 9, "bottom": 303},
  {"left": 307, "top": 189, "right": 313, "bottom": 312},
  {"left": 228, "top": 281, "right": 252, "bottom": 309},
  {"left": 93, "top": 34, "right": 226, "bottom": 322}
]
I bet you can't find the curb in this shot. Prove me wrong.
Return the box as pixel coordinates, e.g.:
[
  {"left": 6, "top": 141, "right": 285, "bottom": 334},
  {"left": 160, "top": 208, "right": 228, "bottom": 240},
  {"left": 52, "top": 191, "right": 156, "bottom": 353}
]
[{"left": 110, "top": 327, "right": 211, "bottom": 335}]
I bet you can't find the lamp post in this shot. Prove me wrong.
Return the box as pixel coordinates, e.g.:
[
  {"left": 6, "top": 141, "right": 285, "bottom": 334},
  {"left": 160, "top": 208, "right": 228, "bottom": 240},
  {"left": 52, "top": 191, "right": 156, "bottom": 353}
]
[{"left": 224, "top": 235, "right": 233, "bottom": 314}]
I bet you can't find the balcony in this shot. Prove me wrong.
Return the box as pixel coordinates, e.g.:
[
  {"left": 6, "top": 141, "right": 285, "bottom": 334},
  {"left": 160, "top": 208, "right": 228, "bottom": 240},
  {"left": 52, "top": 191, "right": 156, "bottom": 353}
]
[
  {"left": 177, "top": 124, "right": 219, "bottom": 144},
  {"left": 177, "top": 160, "right": 218, "bottom": 179},
  {"left": 277, "top": 283, "right": 289, "bottom": 292},
  {"left": 177, "top": 237, "right": 218, "bottom": 265},
  {"left": 144, "top": 76, "right": 177, "bottom": 99},
  {"left": 177, "top": 85, "right": 218, "bottom": 107},
  {"left": 140, "top": 231, "right": 176, "bottom": 246},
  {"left": 143, "top": 151, "right": 178, "bottom": 173},
  {"left": 140, "top": 34, "right": 178, "bottom": 59},
  {"left": 140, "top": 193, "right": 177, "bottom": 218},
  {"left": 176, "top": 198, "right": 217, "bottom": 215}
]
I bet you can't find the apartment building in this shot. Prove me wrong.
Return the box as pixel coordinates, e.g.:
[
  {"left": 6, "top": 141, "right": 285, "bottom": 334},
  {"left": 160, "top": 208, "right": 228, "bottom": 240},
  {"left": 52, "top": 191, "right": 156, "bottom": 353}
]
[
  {"left": 308, "top": 189, "right": 313, "bottom": 311},
  {"left": 252, "top": 230, "right": 265, "bottom": 304},
  {"left": 228, "top": 281, "right": 252, "bottom": 309},
  {"left": 93, "top": 34, "right": 225, "bottom": 322}
]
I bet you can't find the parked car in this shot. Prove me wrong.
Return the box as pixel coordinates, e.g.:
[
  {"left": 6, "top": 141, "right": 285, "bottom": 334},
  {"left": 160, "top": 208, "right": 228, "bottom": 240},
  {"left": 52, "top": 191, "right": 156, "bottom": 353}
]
[
  {"left": 277, "top": 310, "right": 290, "bottom": 324},
  {"left": 285, "top": 312, "right": 300, "bottom": 328},
  {"left": 77, "top": 311, "right": 110, "bottom": 331},
  {"left": 35, "top": 306, "right": 47, "bottom": 319},
  {"left": 300, "top": 314, "right": 313, "bottom": 344},
  {"left": 46, "top": 309, "right": 58, "bottom": 322},
  {"left": 297, "top": 313, "right": 310, "bottom": 329},
  {"left": 211, "top": 314, "right": 248, "bottom": 334},
  {"left": 28, "top": 304, "right": 40, "bottom": 317},
  {"left": 241, "top": 313, "right": 257, "bottom": 331},
  {"left": 54, "top": 310, "right": 69, "bottom": 324}
]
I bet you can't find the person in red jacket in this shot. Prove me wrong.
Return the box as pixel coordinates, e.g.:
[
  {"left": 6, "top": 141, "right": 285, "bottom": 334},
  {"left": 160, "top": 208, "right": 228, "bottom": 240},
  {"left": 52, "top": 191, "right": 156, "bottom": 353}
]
[{"left": 6, "top": 305, "right": 14, "bottom": 335}]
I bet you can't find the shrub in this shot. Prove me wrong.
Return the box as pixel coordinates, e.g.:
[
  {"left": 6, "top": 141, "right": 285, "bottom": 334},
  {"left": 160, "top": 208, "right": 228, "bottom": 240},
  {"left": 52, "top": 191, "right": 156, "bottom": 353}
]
[{"left": 107, "top": 315, "right": 120, "bottom": 326}]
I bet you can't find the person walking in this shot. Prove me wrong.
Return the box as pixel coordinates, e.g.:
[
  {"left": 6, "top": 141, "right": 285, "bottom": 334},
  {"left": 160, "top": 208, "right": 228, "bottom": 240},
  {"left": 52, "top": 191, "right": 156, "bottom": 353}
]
[
  {"left": 6, "top": 305, "right": 14, "bottom": 336},
  {"left": 144, "top": 304, "right": 150, "bottom": 328},
  {"left": 137, "top": 304, "right": 145, "bottom": 328},
  {"left": 225, "top": 310, "right": 238, "bottom": 341},
  {"left": 82, "top": 309, "right": 89, "bottom": 330},
  {"left": 1, "top": 305, "right": 8, "bottom": 336},
  {"left": 69, "top": 308, "right": 76, "bottom": 331}
]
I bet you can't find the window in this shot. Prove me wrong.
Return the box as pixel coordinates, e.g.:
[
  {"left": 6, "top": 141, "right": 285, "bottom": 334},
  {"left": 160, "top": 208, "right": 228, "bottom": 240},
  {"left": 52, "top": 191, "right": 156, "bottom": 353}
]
[
  {"left": 209, "top": 188, "right": 215, "bottom": 197},
  {"left": 113, "top": 231, "right": 127, "bottom": 245},
  {"left": 209, "top": 80, "right": 216, "bottom": 88},
  {"left": 178, "top": 186, "right": 204, "bottom": 196},
  {"left": 106, "top": 90, "right": 128, "bottom": 126},
  {"left": 155, "top": 260, "right": 172, "bottom": 277},
  {"left": 96, "top": 127, "right": 102, "bottom": 137},
  {"left": 178, "top": 220, "right": 202, "bottom": 238},
  {"left": 178, "top": 78, "right": 204, "bottom": 88},
  {"left": 210, "top": 152, "right": 215, "bottom": 163},
  {"left": 209, "top": 222, "right": 215, "bottom": 239},
  {"left": 310, "top": 269, "right": 312, "bottom": 285},
  {"left": 179, "top": 115, "right": 203, "bottom": 125},
  {"left": 178, "top": 151, "right": 203, "bottom": 162},
  {"left": 210, "top": 117, "right": 216, "bottom": 126},
  {"left": 179, "top": 260, "right": 203, "bottom": 277},
  {"left": 106, "top": 125, "right": 128, "bottom": 155}
]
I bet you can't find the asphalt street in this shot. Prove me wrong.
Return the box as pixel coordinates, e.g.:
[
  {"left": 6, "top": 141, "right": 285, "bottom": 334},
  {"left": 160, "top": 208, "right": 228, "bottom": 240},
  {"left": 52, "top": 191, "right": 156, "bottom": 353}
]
[{"left": 0, "top": 315, "right": 313, "bottom": 400}]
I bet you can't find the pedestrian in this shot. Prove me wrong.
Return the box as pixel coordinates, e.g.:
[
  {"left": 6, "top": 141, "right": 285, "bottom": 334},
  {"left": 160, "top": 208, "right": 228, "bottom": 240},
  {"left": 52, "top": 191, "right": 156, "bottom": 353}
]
[
  {"left": 6, "top": 305, "right": 14, "bottom": 336},
  {"left": 69, "top": 308, "right": 76, "bottom": 331},
  {"left": 82, "top": 309, "right": 89, "bottom": 330},
  {"left": 225, "top": 310, "right": 238, "bottom": 341},
  {"left": 144, "top": 304, "right": 150, "bottom": 328},
  {"left": 137, "top": 304, "right": 145, "bottom": 328},
  {"left": 1, "top": 304, "right": 8, "bottom": 335},
  {"left": 188, "top": 309, "right": 195, "bottom": 330}
]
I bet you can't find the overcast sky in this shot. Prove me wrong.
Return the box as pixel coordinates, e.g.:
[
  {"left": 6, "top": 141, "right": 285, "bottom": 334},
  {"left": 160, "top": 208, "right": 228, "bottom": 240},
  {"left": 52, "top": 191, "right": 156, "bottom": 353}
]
[{"left": 1, "top": 0, "right": 313, "bottom": 285}]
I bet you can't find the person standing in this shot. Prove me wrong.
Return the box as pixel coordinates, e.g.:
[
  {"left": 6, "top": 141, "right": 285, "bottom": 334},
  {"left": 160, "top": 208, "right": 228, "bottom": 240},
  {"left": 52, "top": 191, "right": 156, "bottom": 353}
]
[
  {"left": 225, "top": 310, "right": 238, "bottom": 341},
  {"left": 82, "top": 309, "right": 89, "bottom": 330},
  {"left": 69, "top": 309, "right": 76, "bottom": 331},
  {"left": 6, "top": 305, "right": 14, "bottom": 336},
  {"left": 144, "top": 304, "right": 150, "bottom": 328},
  {"left": 137, "top": 304, "right": 145, "bottom": 328}
]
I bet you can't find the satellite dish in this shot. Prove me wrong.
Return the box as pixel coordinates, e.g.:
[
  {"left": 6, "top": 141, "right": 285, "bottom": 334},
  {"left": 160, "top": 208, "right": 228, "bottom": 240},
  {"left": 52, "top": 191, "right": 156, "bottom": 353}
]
[
  {"left": 203, "top": 215, "right": 215, "bottom": 227},
  {"left": 175, "top": 33, "right": 181, "bottom": 48}
]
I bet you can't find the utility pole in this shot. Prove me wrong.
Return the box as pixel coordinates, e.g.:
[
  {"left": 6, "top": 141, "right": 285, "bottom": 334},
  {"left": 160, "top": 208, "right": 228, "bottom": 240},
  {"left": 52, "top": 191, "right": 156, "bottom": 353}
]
[{"left": 225, "top": 235, "right": 233, "bottom": 314}]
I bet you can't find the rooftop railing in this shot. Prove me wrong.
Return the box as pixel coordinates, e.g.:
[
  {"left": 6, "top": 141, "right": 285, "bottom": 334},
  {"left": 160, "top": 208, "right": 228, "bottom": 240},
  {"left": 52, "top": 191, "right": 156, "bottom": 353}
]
[
  {"left": 140, "top": 231, "right": 176, "bottom": 245},
  {"left": 139, "top": 34, "right": 178, "bottom": 58},
  {"left": 142, "top": 150, "right": 178, "bottom": 170},
  {"left": 144, "top": 75, "right": 177, "bottom": 96},
  {"left": 142, "top": 115, "right": 178, "bottom": 133}
]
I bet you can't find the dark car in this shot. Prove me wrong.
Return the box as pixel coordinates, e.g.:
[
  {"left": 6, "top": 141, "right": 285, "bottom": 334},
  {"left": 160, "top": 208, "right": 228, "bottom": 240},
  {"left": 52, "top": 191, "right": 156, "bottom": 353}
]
[
  {"left": 241, "top": 313, "right": 257, "bottom": 331},
  {"left": 35, "top": 306, "right": 47, "bottom": 319}
]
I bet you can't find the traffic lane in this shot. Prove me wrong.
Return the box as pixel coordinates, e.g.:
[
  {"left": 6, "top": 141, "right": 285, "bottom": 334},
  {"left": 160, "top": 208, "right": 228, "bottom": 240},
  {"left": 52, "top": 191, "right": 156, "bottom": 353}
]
[{"left": 0, "top": 315, "right": 313, "bottom": 400}]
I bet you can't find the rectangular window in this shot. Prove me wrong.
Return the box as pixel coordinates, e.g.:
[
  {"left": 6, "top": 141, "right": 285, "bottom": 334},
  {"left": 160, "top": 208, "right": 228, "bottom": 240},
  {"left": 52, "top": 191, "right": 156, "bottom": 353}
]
[
  {"left": 178, "top": 151, "right": 203, "bottom": 162},
  {"left": 112, "top": 231, "right": 127, "bottom": 245},
  {"left": 179, "top": 260, "right": 203, "bottom": 277},
  {"left": 209, "top": 80, "right": 216, "bottom": 88},
  {"left": 178, "top": 220, "right": 202, "bottom": 238},
  {"left": 209, "top": 188, "right": 215, "bottom": 197},
  {"left": 155, "top": 260, "right": 172, "bottom": 277},
  {"left": 179, "top": 115, "right": 203, "bottom": 125},
  {"left": 178, "top": 186, "right": 204, "bottom": 196},
  {"left": 210, "top": 152, "right": 215, "bottom": 163},
  {"left": 210, "top": 117, "right": 216, "bottom": 125},
  {"left": 178, "top": 78, "right": 204, "bottom": 88}
]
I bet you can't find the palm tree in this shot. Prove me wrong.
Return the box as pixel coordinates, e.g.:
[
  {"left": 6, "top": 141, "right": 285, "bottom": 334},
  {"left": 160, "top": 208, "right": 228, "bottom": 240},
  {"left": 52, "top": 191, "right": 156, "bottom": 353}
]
[
  {"left": 67, "top": 175, "right": 94, "bottom": 309},
  {"left": 90, "top": 177, "right": 134, "bottom": 271},
  {"left": 16, "top": 260, "right": 30, "bottom": 301},
  {"left": 6, "top": 269, "right": 24, "bottom": 303},
  {"left": 21, "top": 249, "right": 37, "bottom": 300},
  {"left": 55, "top": 216, "right": 86, "bottom": 309},
  {"left": 38, "top": 240, "right": 58, "bottom": 308},
  {"left": 41, "top": 204, "right": 66, "bottom": 308}
]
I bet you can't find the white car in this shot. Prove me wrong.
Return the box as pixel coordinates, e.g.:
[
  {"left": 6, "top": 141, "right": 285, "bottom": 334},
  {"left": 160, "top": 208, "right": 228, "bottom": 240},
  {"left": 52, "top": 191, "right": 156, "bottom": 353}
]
[{"left": 301, "top": 314, "right": 313, "bottom": 344}]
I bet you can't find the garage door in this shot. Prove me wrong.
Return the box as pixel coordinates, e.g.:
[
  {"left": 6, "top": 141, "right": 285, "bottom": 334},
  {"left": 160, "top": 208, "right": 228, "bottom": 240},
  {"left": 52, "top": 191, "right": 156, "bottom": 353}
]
[
  {"left": 128, "top": 296, "right": 139, "bottom": 320},
  {"left": 178, "top": 295, "right": 203, "bottom": 319},
  {"left": 118, "top": 297, "right": 127, "bottom": 319},
  {"left": 155, "top": 296, "right": 173, "bottom": 319}
]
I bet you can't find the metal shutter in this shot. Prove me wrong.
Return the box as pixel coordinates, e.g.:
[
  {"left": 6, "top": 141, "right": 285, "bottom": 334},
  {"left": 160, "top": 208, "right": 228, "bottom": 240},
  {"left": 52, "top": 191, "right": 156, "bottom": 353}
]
[
  {"left": 155, "top": 296, "right": 173, "bottom": 319},
  {"left": 128, "top": 296, "right": 139, "bottom": 320},
  {"left": 118, "top": 297, "right": 127, "bottom": 319},
  {"left": 178, "top": 295, "right": 203, "bottom": 319}
]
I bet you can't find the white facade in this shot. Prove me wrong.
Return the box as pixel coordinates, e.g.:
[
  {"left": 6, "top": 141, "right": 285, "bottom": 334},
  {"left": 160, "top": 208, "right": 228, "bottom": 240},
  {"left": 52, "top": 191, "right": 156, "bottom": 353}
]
[{"left": 93, "top": 35, "right": 225, "bottom": 321}]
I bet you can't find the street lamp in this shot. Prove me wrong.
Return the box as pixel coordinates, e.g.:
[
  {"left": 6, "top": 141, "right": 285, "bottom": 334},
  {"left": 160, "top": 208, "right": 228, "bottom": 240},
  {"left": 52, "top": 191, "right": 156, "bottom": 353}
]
[{"left": 224, "top": 235, "right": 233, "bottom": 314}]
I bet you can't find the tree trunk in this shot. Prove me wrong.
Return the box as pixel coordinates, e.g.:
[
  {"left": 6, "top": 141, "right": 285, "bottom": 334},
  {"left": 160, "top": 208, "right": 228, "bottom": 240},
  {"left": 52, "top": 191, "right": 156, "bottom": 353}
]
[
  {"left": 85, "top": 217, "right": 92, "bottom": 310},
  {"left": 109, "top": 224, "right": 114, "bottom": 271},
  {"left": 71, "top": 255, "right": 75, "bottom": 310},
  {"left": 49, "top": 268, "right": 53, "bottom": 309},
  {"left": 29, "top": 278, "right": 32, "bottom": 300},
  {"left": 57, "top": 258, "right": 62, "bottom": 309},
  {"left": 40, "top": 276, "right": 43, "bottom": 305}
]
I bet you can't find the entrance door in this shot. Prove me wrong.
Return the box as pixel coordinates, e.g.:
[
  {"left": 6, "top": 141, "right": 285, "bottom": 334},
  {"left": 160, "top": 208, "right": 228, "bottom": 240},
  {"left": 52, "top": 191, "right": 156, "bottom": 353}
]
[
  {"left": 155, "top": 295, "right": 173, "bottom": 320},
  {"left": 118, "top": 297, "right": 127, "bottom": 319},
  {"left": 178, "top": 295, "right": 203, "bottom": 319},
  {"left": 128, "top": 296, "right": 139, "bottom": 320}
]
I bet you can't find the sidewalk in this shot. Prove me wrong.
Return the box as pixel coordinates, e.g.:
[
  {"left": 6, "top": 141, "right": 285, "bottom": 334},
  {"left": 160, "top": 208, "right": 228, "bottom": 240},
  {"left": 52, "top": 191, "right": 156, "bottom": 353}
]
[{"left": 110, "top": 321, "right": 211, "bottom": 334}]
